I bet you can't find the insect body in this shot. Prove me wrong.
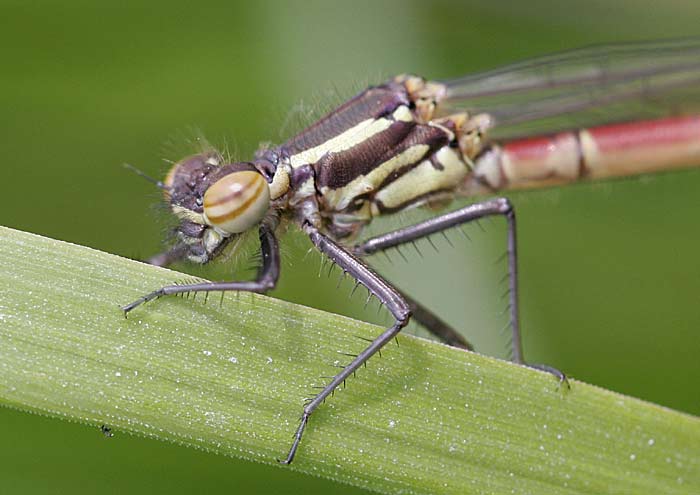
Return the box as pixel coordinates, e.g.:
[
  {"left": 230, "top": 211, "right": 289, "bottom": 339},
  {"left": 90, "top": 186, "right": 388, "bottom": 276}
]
[{"left": 123, "top": 39, "right": 700, "bottom": 463}]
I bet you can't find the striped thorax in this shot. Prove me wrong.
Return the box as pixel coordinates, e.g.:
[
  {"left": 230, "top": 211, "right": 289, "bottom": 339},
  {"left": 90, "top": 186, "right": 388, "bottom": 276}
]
[{"left": 248, "top": 75, "right": 485, "bottom": 240}]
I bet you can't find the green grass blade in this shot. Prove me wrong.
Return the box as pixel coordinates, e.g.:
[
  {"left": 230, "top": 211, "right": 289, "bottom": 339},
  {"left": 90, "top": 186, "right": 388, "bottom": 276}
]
[{"left": 0, "top": 225, "right": 698, "bottom": 494}]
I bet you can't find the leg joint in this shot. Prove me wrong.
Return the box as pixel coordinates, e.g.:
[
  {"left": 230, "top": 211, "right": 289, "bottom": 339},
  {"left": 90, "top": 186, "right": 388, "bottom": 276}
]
[
  {"left": 257, "top": 277, "right": 277, "bottom": 292},
  {"left": 493, "top": 196, "right": 514, "bottom": 215},
  {"left": 396, "top": 308, "right": 412, "bottom": 326}
]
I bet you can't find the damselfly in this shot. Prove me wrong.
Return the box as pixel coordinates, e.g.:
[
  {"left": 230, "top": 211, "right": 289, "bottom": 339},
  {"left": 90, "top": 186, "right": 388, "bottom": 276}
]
[{"left": 122, "top": 38, "right": 700, "bottom": 464}]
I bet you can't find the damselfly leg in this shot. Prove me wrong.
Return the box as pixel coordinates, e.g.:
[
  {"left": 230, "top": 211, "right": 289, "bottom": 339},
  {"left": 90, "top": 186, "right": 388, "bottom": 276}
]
[
  {"left": 397, "top": 290, "right": 473, "bottom": 350},
  {"left": 353, "top": 197, "right": 567, "bottom": 383},
  {"left": 146, "top": 245, "right": 189, "bottom": 267},
  {"left": 122, "top": 220, "right": 280, "bottom": 313},
  {"left": 278, "top": 223, "right": 412, "bottom": 464}
]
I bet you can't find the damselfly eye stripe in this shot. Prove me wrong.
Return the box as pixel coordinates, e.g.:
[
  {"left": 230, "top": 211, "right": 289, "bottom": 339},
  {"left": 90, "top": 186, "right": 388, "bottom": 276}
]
[
  {"left": 123, "top": 38, "right": 700, "bottom": 464},
  {"left": 203, "top": 171, "right": 270, "bottom": 233}
]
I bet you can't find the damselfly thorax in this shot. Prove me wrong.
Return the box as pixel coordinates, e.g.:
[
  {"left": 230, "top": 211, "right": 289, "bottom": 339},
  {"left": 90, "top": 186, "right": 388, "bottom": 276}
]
[
  {"left": 123, "top": 38, "right": 700, "bottom": 464},
  {"left": 260, "top": 75, "right": 486, "bottom": 240}
]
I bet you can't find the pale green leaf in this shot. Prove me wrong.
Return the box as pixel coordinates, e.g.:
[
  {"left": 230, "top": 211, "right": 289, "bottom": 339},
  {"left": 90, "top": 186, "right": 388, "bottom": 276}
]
[{"left": 0, "top": 226, "right": 698, "bottom": 494}]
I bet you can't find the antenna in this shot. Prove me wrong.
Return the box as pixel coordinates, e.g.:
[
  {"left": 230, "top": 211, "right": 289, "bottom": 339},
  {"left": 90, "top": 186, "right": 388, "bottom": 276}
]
[{"left": 123, "top": 163, "right": 169, "bottom": 190}]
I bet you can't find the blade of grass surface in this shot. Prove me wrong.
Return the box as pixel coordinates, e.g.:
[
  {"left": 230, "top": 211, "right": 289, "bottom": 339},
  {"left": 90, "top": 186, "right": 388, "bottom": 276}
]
[{"left": 0, "top": 225, "right": 698, "bottom": 494}]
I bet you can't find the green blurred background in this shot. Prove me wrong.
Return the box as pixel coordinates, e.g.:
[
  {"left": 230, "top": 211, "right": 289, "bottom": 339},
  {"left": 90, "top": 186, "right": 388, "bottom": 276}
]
[{"left": 1, "top": 1, "right": 699, "bottom": 493}]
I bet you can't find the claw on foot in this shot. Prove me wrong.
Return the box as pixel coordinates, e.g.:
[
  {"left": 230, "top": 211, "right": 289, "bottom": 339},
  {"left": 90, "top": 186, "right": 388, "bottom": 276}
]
[
  {"left": 121, "top": 299, "right": 143, "bottom": 314},
  {"left": 121, "top": 290, "right": 162, "bottom": 315},
  {"left": 278, "top": 413, "right": 308, "bottom": 465},
  {"left": 527, "top": 363, "right": 570, "bottom": 390}
]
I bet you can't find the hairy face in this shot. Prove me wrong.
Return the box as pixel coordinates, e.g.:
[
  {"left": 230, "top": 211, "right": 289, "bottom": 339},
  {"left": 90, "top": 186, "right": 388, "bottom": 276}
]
[{"left": 163, "top": 152, "right": 271, "bottom": 263}]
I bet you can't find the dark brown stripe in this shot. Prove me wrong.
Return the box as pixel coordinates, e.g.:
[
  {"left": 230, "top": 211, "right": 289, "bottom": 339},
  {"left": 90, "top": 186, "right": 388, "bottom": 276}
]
[
  {"left": 315, "top": 121, "right": 452, "bottom": 191},
  {"left": 373, "top": 124, "right": 451, "bottom": 192},
  {"left": 573, "top": 129, "right": 587, "bottom": 179},
  {"left": 284, "top": 81, "right": 409, "bottom": 155},
  {"left": 206, "top": 179, "right": 266, "bottom": 224},
  {"left": 314, "top": 120, "right": 415, "bottom": 189},
  {"left": 206, "top": 174, "right": 260, "bottom": 207}
]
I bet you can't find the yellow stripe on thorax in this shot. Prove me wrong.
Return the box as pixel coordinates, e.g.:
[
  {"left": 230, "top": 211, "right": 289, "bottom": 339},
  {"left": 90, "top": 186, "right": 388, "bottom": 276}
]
[
  {"left": 288, "top": 106, "right": 413, "bottom": 169},
  {"left": 320, "top": 144, "right": 429, "bottom": 211},
  {"left": 373, "top": 147, "right": 469, "bottom": 211}
]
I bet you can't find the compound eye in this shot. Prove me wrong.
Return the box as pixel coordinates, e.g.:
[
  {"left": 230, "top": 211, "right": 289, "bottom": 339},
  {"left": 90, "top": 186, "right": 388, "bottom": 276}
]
[{"left": 202, "top": 171, "right": 270, "bottom": 234}]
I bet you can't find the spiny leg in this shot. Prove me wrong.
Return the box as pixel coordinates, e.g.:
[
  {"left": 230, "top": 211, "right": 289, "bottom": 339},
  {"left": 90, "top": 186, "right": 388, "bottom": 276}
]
[
  {"left": 353, "top": 197, "right": 566, "bottom": 383},
  {"left": 396, "top": 289, "right": 473, "bottom": 350},
  {"left": 351, "top": 245, "right": 472, "bottom": 349},
  {"left": 279, "top": 223, "right": 411, "bottom": 465},
  {"left": 122, "top": 222, "right": 280, "bottom": 313}
]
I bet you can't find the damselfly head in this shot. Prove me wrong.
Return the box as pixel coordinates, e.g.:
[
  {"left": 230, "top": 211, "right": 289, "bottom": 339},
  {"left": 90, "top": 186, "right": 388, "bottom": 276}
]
[{"left": 164, "top": 152, "right": 271, "bottom": 264}]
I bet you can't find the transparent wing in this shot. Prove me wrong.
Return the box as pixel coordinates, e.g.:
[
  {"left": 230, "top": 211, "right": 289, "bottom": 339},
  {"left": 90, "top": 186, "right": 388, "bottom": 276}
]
[{"left": 438, "top": 38, "right": 700, "bottom": 140}]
